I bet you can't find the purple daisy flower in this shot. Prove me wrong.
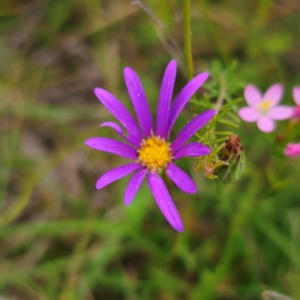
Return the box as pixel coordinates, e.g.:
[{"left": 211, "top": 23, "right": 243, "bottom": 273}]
[
  {"left": 238, "top": 84, "right": 293, "bottom": 132},
  {"left": 86, "top": 60, "right": 215, "bottom": 232}
]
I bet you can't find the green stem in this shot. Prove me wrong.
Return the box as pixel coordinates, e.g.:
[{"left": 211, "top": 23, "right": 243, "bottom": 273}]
[
  {"left": 183, "top": 0, "right": 194, "bottom": 80},
  {"left": 212, "top": 131, "right": 233, "bottom": 135},
  {"left": 215, "top": 74, "right": 226, "bottom": 113},
  {"left": 207, "top": 137, "right": 228, "bottom": 145}
]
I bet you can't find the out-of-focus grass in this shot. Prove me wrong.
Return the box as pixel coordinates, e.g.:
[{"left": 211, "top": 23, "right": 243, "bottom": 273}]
[{"left": 1, "top": 0, "right": 300, "bottom": 299}]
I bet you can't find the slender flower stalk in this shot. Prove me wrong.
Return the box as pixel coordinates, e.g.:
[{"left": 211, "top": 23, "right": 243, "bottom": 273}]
[
  {"left": 183, "top": 0, "right": 194, "bottom": 80},
  {"left": 86, "top": 60, "right": 214, "bottom": 231}
]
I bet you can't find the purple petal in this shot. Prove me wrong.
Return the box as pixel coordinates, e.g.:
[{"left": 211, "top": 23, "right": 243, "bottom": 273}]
[
  {"left": 167, "top": 72, "right": 209, "bottom": 137},
  {"left": 94, "top": 88, "right": 142, "bottom": 146},
  {"left": 293, "top": 86, "right": 300, "bottom": 105},
  {"left": 166, "top": 163, "right": 197, "bottom": 194},
  {"left": 244, "top": 85, "right": 262, "bottom": 107},
  {"left": 96, "top": 163, "right": 142, "bottom": 189},
  {"left": 174, "top": 142, "right": 210, "bottom": 160},
  {"left": 124, "top": 68, "right": 153, "bottom": 137},
  {"left": 100, "top": 122, "right": 133, "bottom": 145},
  {"left": 124, "top": 168, "right": 148, "bottom": 206},
  {"left": 262, "top": 83, "right": 283, "bottom": 106},
  {"left": 171, "top": 110, "right": 215, "bottom": 152},
  {"left": 148, "top": 172, "right": 184, "bottom": 232},
  {"left": 238, "top": 107, "right": 259, "bottom": 122},
  {"left": 257, "top": 116, "right": 275, "bottom": 132},
  {"left": 156, "top": 60, "right": 177, "bottom": 138},
  {"left": 85, "top": 137, "right": 138, "bottom": 159},
  {"left": 268, "top": 106, "right": 293, "bottom": 120}
]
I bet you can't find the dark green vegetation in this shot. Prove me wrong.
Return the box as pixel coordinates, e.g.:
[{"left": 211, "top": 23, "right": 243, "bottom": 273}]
[{"left": 1, "top": 0, "right": 300, "bottom": 299}]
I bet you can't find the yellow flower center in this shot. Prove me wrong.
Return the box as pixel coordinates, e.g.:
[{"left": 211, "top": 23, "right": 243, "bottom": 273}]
[
  {"left": 138, "top": 135, "right": 173, "bottom": 172},
  {"left": 257, "top": 100, "right": 272, "bottom": 114}
]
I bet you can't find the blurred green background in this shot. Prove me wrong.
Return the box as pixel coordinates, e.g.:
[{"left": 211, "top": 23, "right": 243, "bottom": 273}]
[{"left": 1, "top": 0, "right": 300, "bottom": 299}]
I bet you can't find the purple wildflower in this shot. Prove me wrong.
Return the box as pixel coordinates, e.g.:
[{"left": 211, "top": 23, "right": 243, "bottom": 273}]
[
  {"left": 238, "top": 84, "right": 293, "bottom": 132},
  {"left": 292, "top": 86, "right": 300, "bottom": 121},
  {"left": 85, "top": 60, "right": 215, "bottom": 231},
  {"left": 284, "top": 143, "right": 300, "bottom": 158}
]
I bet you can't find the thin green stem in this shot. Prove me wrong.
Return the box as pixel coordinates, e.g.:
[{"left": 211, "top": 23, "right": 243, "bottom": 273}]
[
  {"left": 207, "top": 137, "right": 228, "bottom": 145},
  {"left": 211, "top": 131, "right": 233, "bottom": 135},
  {"left": 215, "top": 74, "right": 226, "bottom": 113},
  {"left": 183, "top": 0, "right": 194, "bottom": 80}
]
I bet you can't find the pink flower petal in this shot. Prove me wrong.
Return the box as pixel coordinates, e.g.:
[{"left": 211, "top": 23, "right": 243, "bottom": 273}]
[
  {"left": 238, "top": 107, "right": 259, "bottom": 122},
  {"left": 284, "top": 143, "right": 300, "bottom": 157},
  {"left": 268, "top": 106, "right": 294, "bottom": 120},
  {"left": 262, "top": 83, "right": 283, "bottom": 107},
  {"left": 293, "top": 86, "right": 300, "bottom": 106},
  {"left": 244, "top": 85, "right": 262, "bottom": 107},
  {"left": 257, "top": 116, "right": 275, "bottom": 132},
  {"left": 292, "top": 106, "right": 300, "bottom": 121}
]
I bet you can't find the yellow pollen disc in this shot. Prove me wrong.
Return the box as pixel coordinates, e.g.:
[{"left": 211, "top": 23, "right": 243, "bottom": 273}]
[
  {"left": 138, "top": 136, "right": 173, "bottom": 172},
  {"left": 257, "top": 100, "right": 272, "bottom": 113}
]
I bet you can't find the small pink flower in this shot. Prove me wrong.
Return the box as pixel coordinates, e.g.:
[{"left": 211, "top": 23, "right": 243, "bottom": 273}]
[
  {"left": 292, "top": 86, "right": 300, "bottom": 121},
  {"left": 238, "top": 84, "right": 293, "bottom": 133},
  {"left": 284, "top": 143, "right": 300, "bottom": 158}
]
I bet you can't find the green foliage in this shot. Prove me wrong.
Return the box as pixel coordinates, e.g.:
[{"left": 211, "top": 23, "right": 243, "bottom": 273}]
[{"left": 0, "top": 0, "right": 300, "bottom": 299}]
